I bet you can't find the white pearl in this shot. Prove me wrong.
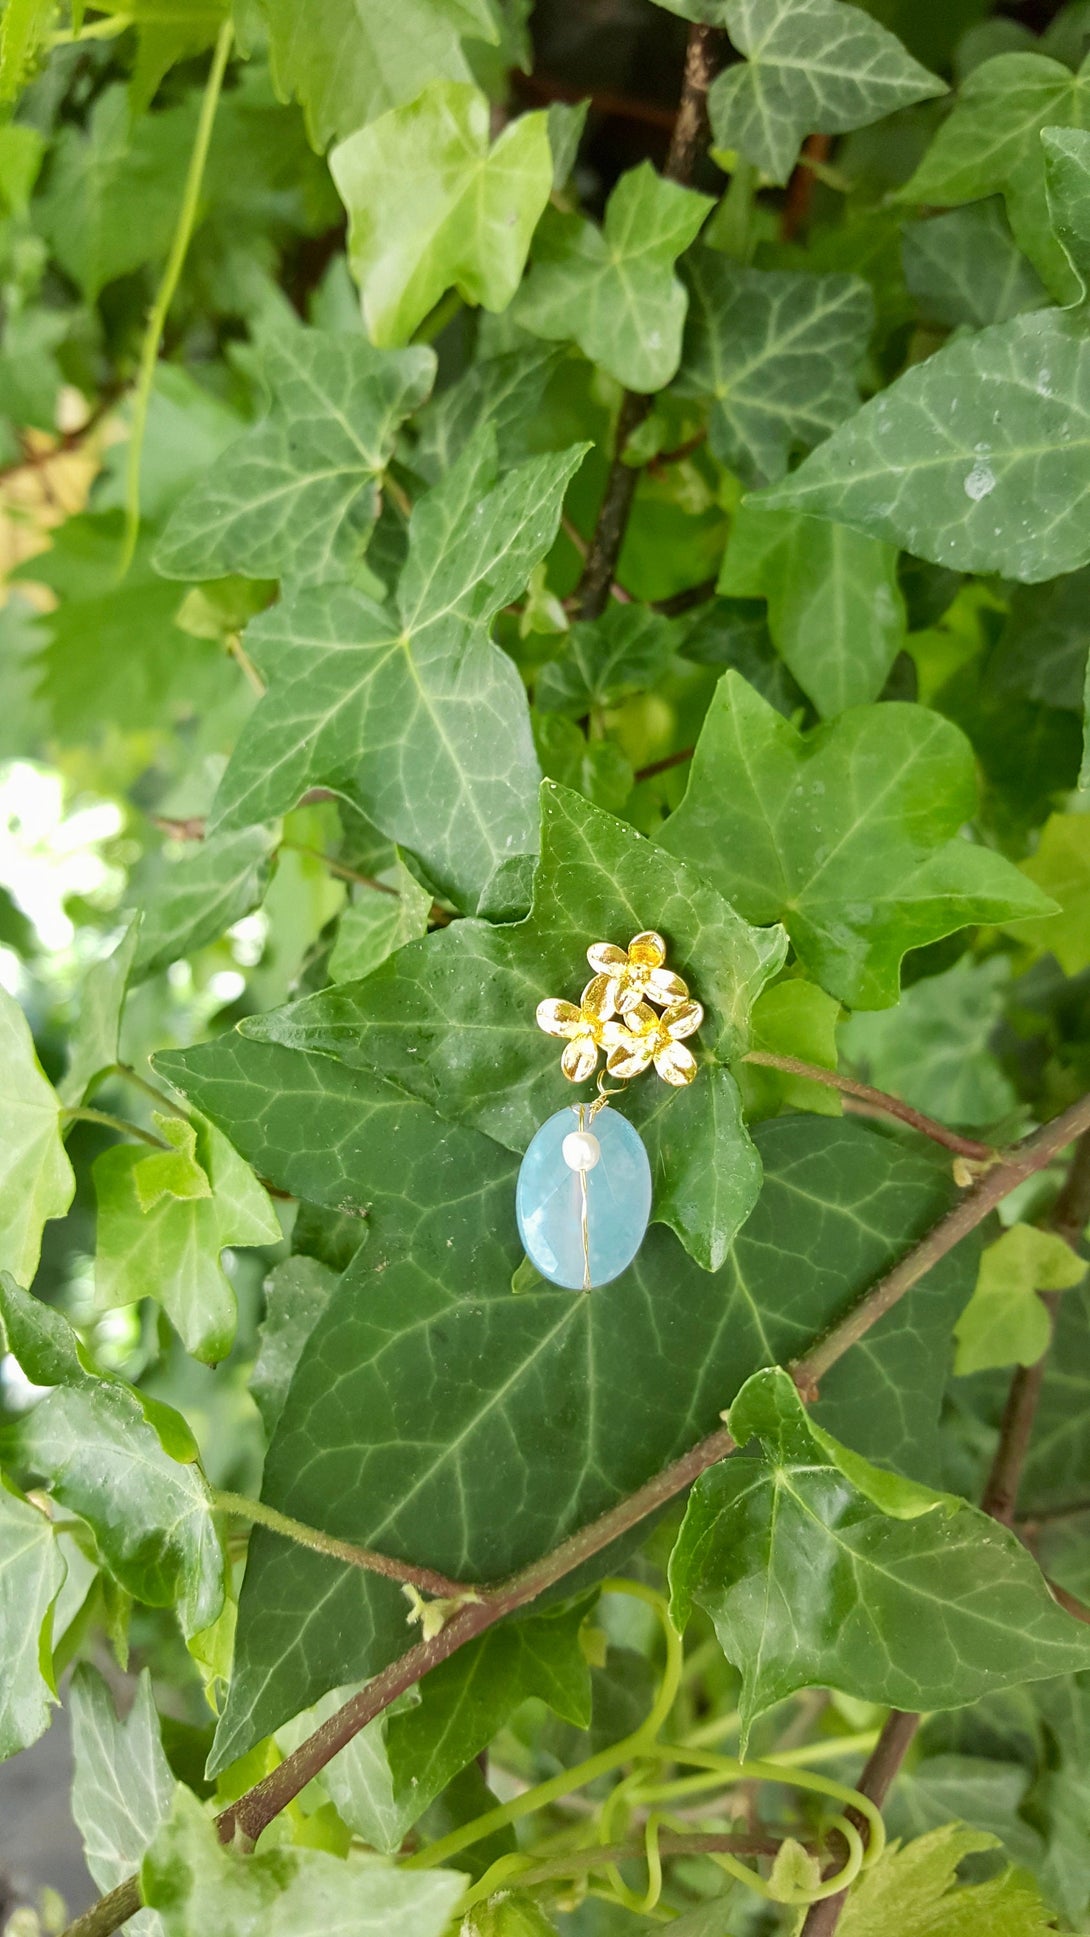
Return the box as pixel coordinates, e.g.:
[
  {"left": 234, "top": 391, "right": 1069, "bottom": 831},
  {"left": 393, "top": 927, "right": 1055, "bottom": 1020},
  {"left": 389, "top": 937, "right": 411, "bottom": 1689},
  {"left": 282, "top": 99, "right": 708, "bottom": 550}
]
[{"left": 562, "top": 1129, "right": 601, "bottom": 1172}]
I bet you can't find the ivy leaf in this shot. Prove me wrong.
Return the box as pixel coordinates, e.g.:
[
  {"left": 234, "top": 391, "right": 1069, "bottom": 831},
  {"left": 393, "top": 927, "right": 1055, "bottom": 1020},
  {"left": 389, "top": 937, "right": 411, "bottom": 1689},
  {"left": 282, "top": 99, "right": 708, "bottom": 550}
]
[
  {"left": 1018, "top": 1282, "right": 1090, "bottom": 1516},
  {"left": 0, "top": 987, "right": 75, "bottom": 1283},
  {"left": 102, "top": 0, "right": 229, "bottom": 116},
  {"left": 0, "top": 1277, "right": 225, "bottom": 1636},
  {"left": 254, "top": 0, "right": 499, "bottom": 149},
  {"left": 902, "top": 202, "right": 1049, "bottom": 331},
  {"left": 15, "top": 515, "right": 235, "bottom": 743},
  {"left": 245, "top": 780, "right": 787, "bottom": 1270},
  {"left": 741, "top": 979, "right": 842, "bottom": 1121},
  {"left": 331, "top": 83, "right": 552, "bottom": 345},
  {"left": 329, "top": 859, "right": 433, "bottom": 984},
  {"left": 535, "top": 604, "right": 683, "bottom": 717},
  {"left": 841, "top": 957, "right": 1017, "bottom": 1130},
  {"left": 674, "top": 251, "right": 873, "bottom": 486},
  {"left": 837, "top": 1822, "right": 1069, "bottom": 1937},
  {"left": 280, "top": 1601, "right": 591, "bottom": 1854},
  {"left": 70, "top": 1666, "right": 174, "bottom": 1937},
  {"left": 93, "top": 1114, "right": 280, "bottom": 1363},
  {"left": 59, "top": 917, "right": 141, "bottom": 1108},
  {"left": 707, "top": 0, "right": 944, "bottom": 185},
  {"left": 0, "top": 1474, "right": 64, "bottom": 1762},
  {"left": 209, "top": 431, "right": 587, "bottom": 917},
  {"left": 669, "top": 1367, "right": 1090, "bottom": 1746},
  {"left": 141, "top": 1785, "right": 464, "bottom": 1937},
  {"left": 517, "top": 164, "right": 713, "bottom": 392},
  {"left": 658, "top": 673, "right": 1052, "bottom": 1009},
  {"left": 758, "top": 308, "right": 1090, "bottom": 584},
  {"left": 1000, "top": 811, "right": 1090, "bottom": 972},
  {"left": 1044, "top": 124, "right": 1090, "bottom": 299},
  {"left": 413, "top": 343, "right": 562, "bottom": 482},
  {"left": 132, "top": 827, "right": 279, "bottom": 982},
  {"left": 993, "top": 568, "right": 1090, "bottom": 714},
  {"left": 150, "top": 1031, "right": 975, "bottom": 1761},
  {"left": 156, "top": 330, "right": 435, "bottom": 588},
  {"left": 532, "top": 714, "right": 635, "bottom": 815},
  {"left": 35, "top": 87, "right": 201, "bottom": 300},
  {"left": 954, "top": 1223, "right": 1086, "bottom": 1376},
  {"left": 900, "top": 52, "right": 1090, "bottom": 302},
  {"left": 719, "top": 503, "right": 906, "bottom": 717},
  {"left": 250, "top": 1256, "right": 339, "bottom": 1440}
]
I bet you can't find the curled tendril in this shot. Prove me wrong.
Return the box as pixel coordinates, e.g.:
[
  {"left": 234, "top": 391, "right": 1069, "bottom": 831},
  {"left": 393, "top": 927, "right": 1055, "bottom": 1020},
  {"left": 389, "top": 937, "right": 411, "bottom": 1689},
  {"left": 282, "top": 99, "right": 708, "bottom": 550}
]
[{"left": 445, "top": 1577, "right": 886, "bottom": 1923}]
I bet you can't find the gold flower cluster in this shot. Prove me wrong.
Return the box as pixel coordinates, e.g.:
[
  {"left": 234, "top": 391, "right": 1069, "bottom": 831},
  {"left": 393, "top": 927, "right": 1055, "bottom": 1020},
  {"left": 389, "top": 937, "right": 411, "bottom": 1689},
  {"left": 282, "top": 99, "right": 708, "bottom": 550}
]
[{"left": 536, "top": 930, "right": 703, "bottom": 1088}]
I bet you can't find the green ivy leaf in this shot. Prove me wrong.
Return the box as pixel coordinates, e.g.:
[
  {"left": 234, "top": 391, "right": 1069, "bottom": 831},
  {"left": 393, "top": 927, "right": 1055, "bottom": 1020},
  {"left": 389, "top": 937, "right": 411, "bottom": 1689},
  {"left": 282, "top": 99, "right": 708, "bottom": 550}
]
[
  {"left": 658, "top": 673, "right": 1052, "bottom": 1009},
  {"left": 34, "top": 87, "right": 202, "bottom": 300},
  {"left": 250, "top": 1256, "right": 339, "bottom": 1439},
  {"left": 0, "top": 1474, "right": 63, "bottom": 1762},
  {"left": 837, "top": 1822, "right": 1068, "bottom": 1937},
  {"left": 707, "top": 0, "right": 944, "bottom": 185},
  {"left": 674, "top": 251, "right": 873, "bottom": 486},
  {"left": 329, "top": 858, "right": 433, "bottom": 984},
  {"left": 535, "top": 604, "right": 682, "bottom": 717},
  {"left": 15, "top": 514, "right": 236, "bottom": 743},
  {"left": 0, "top": 988, "right": 75, "bottom": 1283},
  {"left": 1000, "top": 810, "right": 1090, "bottom": 971},
  {"left": 59, "top": 918, "right": 141, "bottom": 1109},
  {"left": 1044, "top": 124, "right": 1090, "bottom": 299},
  {"left": 245, "top": 780, "right": 787, "bottom": 1270},
  {"left": 93, "top": 1114, "right": 280, "bottom": 1363},
  {"left": 841, "top": 957, "right": 1017, "bottom": 1130},
  {"left": 1021, "top": 1282, "right": 1090, "bottom": 1515},
  {"left": 0, "top": 0, "right": 54, "bottom": 101},
  {"left": 209, "top": 431, "right": 587, "bottom": 917},
  {"left": 151, "top": 1033, "right": 975, "bottom": 1762},
  {"left": 532, "top": 713, "right": 635, "bottom": 815},
  {"left": 993, "top": 568, "right": 1090, "bottom": 714},
  {"left": 901, "top": 201, "right": 1049, "bottom": 331},
  {"left": 132, "top": 827, "right": 278, "bottom": 983},
  {"left": 331, "top": 82, "right": 552, "bottom": 345},
  {"left": 758, "top": 308, "right": 1090, "bottom": 583},
  {"left": 719, "top": 502, "right": 906, "bottom": 717},
  {"left": 901, "top": 52, "right": 1090, "bottom": 302},
  {"left": 741, "top": 979, "right": 842, "bottom": 1120},
  {"left": 141, "top": 1785, "right": 464, "bottom": 1937},
  {"left": 254, "top": 0, "right": 499, "bottom": 149},
  {"left": 517, "top": 163, "right": 713, "bottom": 392},
  {"left": 156, "top": 330, "right": 435, "bottom": 587},
  {"left": 413, "top": 343, "right": 562, "bottom": 482},
  {"left": 669, "top": 1367, "right": 1090, "bottom": 1746},
  {"left": 0, "top": 1277, "right": 225, "bottom": 1636},
  {"left": 954, "top": 1222, "right": 1085, "bottom": 1375},
  {"left": 281, "top": 1601, "right": 591, "bottom": 1854},
  {"left": 70, "top": 1665, "right": 174, "bottom": 1937}
]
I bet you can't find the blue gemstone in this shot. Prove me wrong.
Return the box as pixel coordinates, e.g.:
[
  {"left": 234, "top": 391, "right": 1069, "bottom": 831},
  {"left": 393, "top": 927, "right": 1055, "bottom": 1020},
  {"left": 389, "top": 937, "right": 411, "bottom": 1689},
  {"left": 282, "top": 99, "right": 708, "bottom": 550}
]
[{"left": 516, "top": 1105, "right": 652, "bottom": 1290}]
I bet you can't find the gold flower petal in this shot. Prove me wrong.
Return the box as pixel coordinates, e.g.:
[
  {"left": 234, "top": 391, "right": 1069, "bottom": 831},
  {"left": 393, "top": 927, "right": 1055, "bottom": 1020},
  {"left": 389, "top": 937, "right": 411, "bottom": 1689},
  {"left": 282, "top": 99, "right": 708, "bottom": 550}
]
[
  {"left": 561, "top": 1035, "right": 599, "bottom": 1082},
  {"left": 606, "top": 1033, "right": 655, "bottom": 1080},
  {"left": 664, "top": 999, "right": 704, "bottom": 1040},
  {"left": 582, "top": 973, "right": 619, "bottom": 1023},
  {"left": 623, "top": 1000, "right": 661, "bottom": 1037},
  {"left": 587, "top": 941, "right": 627, "bottom": 974},
  {"left": 536, "top": 997, "right": 583, "bottom": 1039},
  {"left": 654, "top": 1038, "right": 698, "bottom": 1085},
  {"left": 628, "top": 930, "right": 667, "bottom": 967},
  {"left": 615, "top": 983, "right": 649, "bottom": 1016},
  {"left": 646, "top": 966, "right": 689, "bottom": 1006}
]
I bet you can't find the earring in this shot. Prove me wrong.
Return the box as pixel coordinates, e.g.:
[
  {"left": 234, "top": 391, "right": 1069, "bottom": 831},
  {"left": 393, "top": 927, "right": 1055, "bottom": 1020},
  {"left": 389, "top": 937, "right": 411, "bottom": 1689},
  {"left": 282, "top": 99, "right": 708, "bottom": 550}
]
[{"left": 516, "top": 931, "right": 703, "bottom": 1291}]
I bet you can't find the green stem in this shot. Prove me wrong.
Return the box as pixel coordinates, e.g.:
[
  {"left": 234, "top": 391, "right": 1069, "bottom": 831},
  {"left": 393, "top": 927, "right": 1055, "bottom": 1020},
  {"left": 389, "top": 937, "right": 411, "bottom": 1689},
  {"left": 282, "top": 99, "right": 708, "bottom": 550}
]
[
  {"left": 61, "top": 1107, "right": 168, "bottom": 1150},
  {"left": 118, "top": 20, "right": 233, "bottom": 576},
  {"left": 103, "top": 1062, "right": 188, "bottom": 1119},
  {"left": 49, "top": 12, "right": 132, "bottom": 44},
  {"left": 211, "top": 1489, "right": 472, "bottom": 1599}
]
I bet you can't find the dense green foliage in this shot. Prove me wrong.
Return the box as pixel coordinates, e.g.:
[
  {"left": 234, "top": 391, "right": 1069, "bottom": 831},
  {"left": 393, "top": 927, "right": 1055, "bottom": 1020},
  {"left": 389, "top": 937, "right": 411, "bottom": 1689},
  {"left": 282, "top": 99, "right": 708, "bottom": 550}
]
[{"left": 3, "top": 3, "right": 1090, "bottom": 1934}]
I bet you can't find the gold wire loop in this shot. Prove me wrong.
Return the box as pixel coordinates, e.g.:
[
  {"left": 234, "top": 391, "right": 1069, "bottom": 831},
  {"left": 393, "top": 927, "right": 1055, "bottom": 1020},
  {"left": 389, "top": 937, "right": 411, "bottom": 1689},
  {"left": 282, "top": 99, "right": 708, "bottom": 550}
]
[{"left": 590, "top": 1070, "right": 626, "bottom": 1118}]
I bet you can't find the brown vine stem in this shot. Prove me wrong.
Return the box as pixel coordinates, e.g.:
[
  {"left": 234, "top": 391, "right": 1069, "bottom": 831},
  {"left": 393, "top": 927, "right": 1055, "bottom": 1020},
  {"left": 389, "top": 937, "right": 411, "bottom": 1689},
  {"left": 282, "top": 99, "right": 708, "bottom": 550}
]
[
  {"left": 799, "top": 1123, "right": 1090, "bottom": 1937},
  {"left": 575, "top": 23, "right": 723, "bottom": 621},
  {"left": 62, "top": 1089, "right": 1090, "bottom": 1937},
  {"left": 741, "top": 1051, "right": 997, "bottom": 1164},
  {"left": 212, "top": 1490, "right": 472, "bottom": 1599}
]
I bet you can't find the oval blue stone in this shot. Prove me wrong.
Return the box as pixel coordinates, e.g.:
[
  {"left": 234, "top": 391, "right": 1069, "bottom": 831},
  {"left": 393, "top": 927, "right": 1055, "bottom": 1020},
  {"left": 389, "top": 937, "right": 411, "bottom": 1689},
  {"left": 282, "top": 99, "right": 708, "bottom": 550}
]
[{"left": 516, "top": 1105, "right": 652, "bottom": 1291}]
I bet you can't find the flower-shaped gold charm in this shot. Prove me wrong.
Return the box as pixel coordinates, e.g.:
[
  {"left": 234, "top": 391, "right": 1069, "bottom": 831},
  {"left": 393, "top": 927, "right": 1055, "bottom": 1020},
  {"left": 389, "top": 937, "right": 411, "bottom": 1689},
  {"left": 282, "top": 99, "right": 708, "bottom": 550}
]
[
  {"left": 586, "top": 931, "right": 689, "bottom": 1018},
  {"left": 536, "top": 993, "right": 611, "bottom": 1082},
  {"left": 605, "top": 999, "right": 704, "bottom": 1086}
]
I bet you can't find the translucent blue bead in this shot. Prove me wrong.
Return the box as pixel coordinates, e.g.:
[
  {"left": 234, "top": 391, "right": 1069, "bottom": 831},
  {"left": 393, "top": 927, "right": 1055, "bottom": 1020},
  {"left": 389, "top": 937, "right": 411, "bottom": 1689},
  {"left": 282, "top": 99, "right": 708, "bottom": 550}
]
[{"left": 516, "top": 1105, "right": 652, "bottom": 1291}]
